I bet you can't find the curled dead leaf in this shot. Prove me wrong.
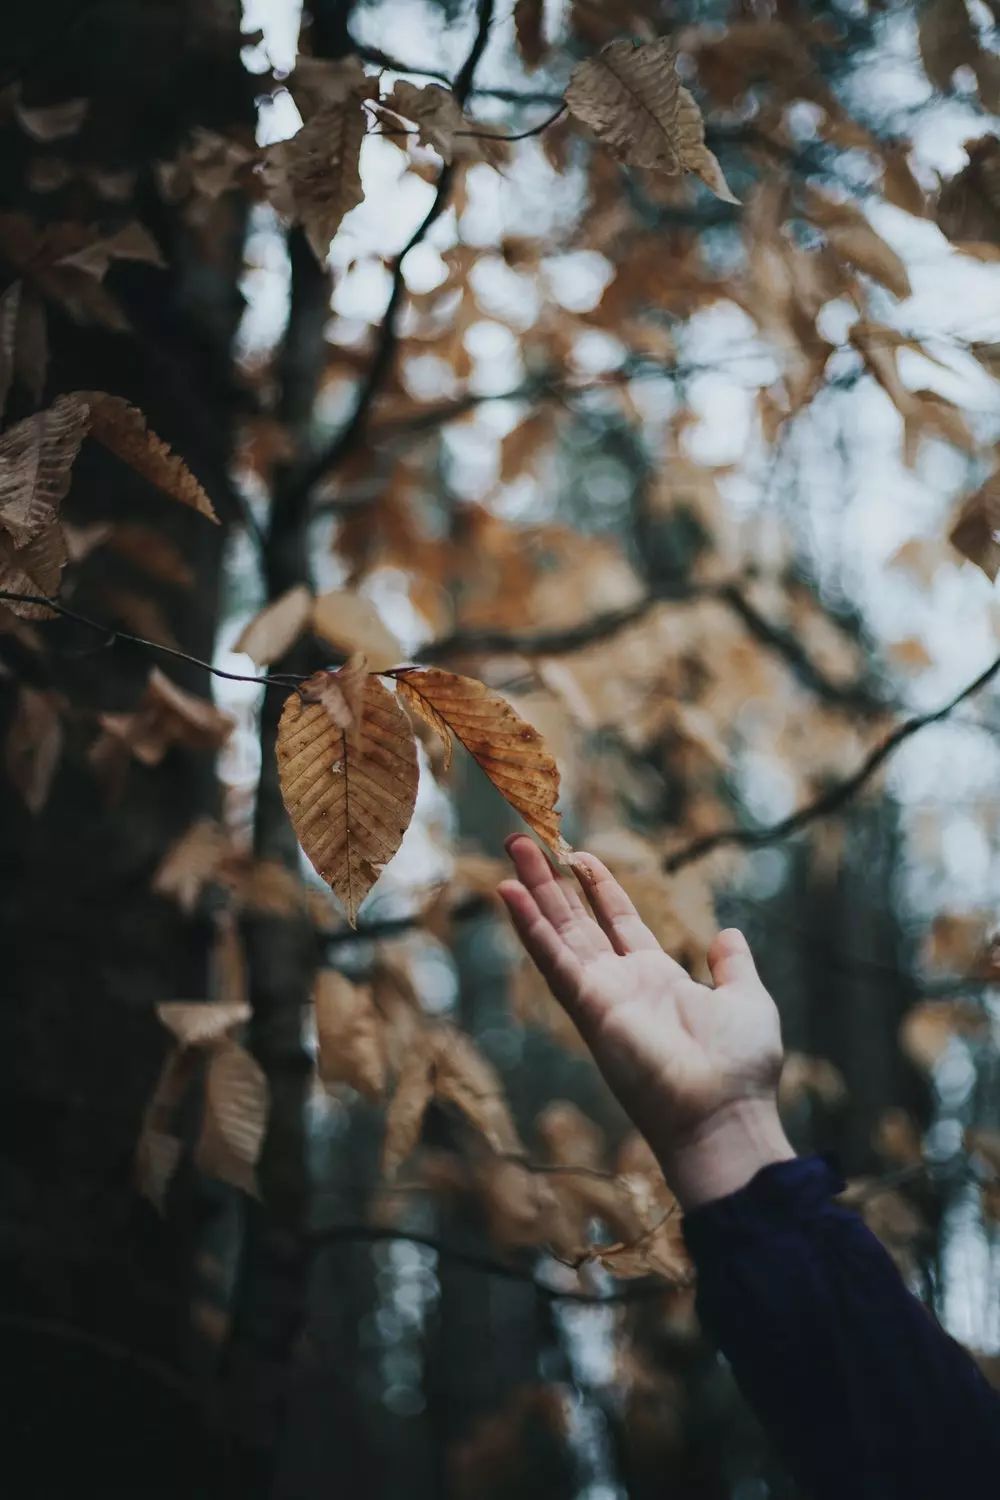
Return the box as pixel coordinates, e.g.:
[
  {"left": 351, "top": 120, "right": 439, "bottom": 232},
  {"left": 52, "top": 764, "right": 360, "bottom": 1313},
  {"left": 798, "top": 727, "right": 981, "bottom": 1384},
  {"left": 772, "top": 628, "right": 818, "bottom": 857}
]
[
  {"left": 233, "top": 584, "right": 312, "bottom": 666},
  {"left": 314, "top": 968, "right": 387, "bottom": 1101},
  {"left": 565, "top": 38, "right": 737, "bottom": 202},
  {"left": 394, "top": 667, "right": 572, "bottom": 860},
  {"left": 75, "top": 391, "right": 218, "bottom": 522},
  {"left": 195, "top": 1040, "right": 268, "bottom": 1196}
]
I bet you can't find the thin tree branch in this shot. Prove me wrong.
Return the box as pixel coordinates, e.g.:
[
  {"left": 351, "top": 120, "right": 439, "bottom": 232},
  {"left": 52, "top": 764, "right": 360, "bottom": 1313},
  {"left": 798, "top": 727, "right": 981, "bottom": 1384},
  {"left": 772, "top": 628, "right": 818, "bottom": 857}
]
[
  {"left": 663, "top": 650, "right": 1000, "bottom": 873},
  {"left": 714, "top": 581, "right": 881, "bottom": 714},
  {"left": 288, "top": 0, "right": 496, "bottom": 508},
  {"left": 0, "top": 591, "right": 308, "bottom": 689},
  {"left": 304, "top": 1223, "right": 678, "bottom": 1301}
]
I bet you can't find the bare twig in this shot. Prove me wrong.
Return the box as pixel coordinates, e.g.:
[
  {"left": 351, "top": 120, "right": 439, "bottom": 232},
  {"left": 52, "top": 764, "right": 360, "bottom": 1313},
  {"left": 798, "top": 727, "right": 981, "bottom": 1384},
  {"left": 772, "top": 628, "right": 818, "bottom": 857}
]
[
  {"left": 0, "top": 591, "right": 308, "bottom": 690},
  {"left": 288, "top": 0, "right": 496, "bottom": 508},
  {"left": 304, "top": 1222, "right": 676, "bottom": 1301},
  {"left": 663, "top": 650, "right": 1000, "bottom": 873}
]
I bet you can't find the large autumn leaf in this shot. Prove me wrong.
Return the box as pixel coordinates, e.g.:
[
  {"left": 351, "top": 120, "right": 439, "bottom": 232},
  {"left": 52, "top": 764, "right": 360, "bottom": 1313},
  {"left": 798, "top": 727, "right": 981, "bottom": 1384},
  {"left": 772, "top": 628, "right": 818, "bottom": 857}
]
[
  {"left": 564, "top": 37, "right": 737, "bottom": 203},
  {"left": 393, "top": 667, "right": 572, "bottom": 860},
  {"left": 276, "top": 666, "right": 419, "bottom": 924}
]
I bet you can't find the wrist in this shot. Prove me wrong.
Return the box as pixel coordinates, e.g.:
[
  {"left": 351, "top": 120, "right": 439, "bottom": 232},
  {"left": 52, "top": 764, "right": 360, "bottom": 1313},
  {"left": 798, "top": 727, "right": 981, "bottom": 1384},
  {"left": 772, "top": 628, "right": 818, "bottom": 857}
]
[{"left": 656, "top": 1097, "right": 795, "bottom": 1211}]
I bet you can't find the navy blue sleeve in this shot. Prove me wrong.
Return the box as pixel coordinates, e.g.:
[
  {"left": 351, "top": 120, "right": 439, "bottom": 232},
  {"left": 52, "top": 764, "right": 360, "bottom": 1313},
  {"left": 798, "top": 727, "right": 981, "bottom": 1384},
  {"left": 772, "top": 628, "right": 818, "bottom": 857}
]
[{"left": 682, "top": 1154, "right": 1000, "bottom": 1499}]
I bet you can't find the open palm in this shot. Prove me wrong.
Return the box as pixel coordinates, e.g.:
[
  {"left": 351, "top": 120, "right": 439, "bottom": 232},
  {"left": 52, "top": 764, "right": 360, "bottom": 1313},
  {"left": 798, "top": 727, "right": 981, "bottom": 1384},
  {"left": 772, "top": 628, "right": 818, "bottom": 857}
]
[{"left": 498, "top": 836, "right": 786, "bottom": 1178}]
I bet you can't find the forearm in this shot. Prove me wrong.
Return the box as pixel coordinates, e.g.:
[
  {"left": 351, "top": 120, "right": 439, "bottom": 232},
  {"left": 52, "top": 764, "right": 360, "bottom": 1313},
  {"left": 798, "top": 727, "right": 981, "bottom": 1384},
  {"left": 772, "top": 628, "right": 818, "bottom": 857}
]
[
  {"left": 653, "top": 1097, "right": 795, "bottom": 1210},
  {"left": 683, "top": 1155, "right": 1000, "bottom": 1499}
]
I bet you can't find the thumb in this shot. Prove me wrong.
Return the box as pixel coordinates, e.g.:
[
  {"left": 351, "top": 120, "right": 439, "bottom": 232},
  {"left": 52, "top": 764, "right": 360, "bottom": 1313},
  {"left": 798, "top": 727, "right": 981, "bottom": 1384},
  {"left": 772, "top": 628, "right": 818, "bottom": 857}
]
[{"left": 707, "top": 927, "right": 759, "bottom": 989}]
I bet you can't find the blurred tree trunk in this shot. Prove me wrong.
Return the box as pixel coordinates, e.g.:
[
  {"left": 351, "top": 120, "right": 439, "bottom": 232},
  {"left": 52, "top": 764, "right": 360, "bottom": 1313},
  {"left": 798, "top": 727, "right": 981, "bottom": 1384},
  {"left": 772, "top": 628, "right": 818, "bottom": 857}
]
[{"left": 0, "top": 2, "right": 253, "bottom": 1490}]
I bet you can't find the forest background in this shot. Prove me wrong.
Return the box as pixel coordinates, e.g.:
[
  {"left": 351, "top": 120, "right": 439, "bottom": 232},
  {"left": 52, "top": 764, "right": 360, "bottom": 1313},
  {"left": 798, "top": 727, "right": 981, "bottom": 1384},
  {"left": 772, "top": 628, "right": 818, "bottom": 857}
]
[{"left": 2, "top": 0, "right": 1000, "bottom": 1496}]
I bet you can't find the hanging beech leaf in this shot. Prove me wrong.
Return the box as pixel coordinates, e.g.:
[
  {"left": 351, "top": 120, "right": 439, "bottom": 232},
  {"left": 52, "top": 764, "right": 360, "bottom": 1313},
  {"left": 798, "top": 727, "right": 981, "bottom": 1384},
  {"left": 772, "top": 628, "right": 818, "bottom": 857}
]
[
  {"left": 382, "top": 81, "right": 467, "bottom": 162},
  {"left": 55, "top": 222, "right": 165, "bottom": 279},
  {"left": 74, "top": 391, "right": 218, "bottom": 521},
  {"left": 4, "top": 684, "right": 62, "bottom": 812},
  {"left": 233, "top": 584, "right": 313, "bottom": 666},
  {"left": 432, "top": 1025, "right": 522, "bottom": 1154},
  {"left": 297, "top": 655, "right": 369, "bottom": 736},
  {"left": 311, "top": 587, "right": 402, "bottom": 671},
  {"left": 156, "top": 998, "right": 250, "bottom": 1048},
  {"left": 314, "top": 968, "right": 386, "bottom": 1101},
  {"left": 564, "top": 38, "right": 738, "bottom": 203},
  {"left": 0, "top": 393, "right": 90, "bottom": 547},
  {"left": 0, "top": 521, "right": 67, "bottom": 617},
  {"left": 394, "top": 667, "right": 572, "bottom": 860},
  {"left": 152, "top": 819, "right": 234, "bottom": 913},
  {"left": 949, "top": 473, "right": 1000, "bottom": 579},
  {"left": 135, "top": 1046, "right": 198, "bottom": 1213},
  {"left": 514, "top": 0, "right": 547, "bottom": 70},
  {"left": 195, "top": 1040, "right": 268, "bottom": 1196},
  {"left": 261, "top": 70, "right": 376, "bottom": 264},
  {"left": 91, "top": 666, "right": 234, "bottom": 775},
  {"left": 276, "top": 671, "right": 418, "bottom": 924},
  {"left": 381, "top": 1035, "right": 436, "bottom": 1177},
  {"left": 806, "top": 190, "right": 911, "bottom": 300}
]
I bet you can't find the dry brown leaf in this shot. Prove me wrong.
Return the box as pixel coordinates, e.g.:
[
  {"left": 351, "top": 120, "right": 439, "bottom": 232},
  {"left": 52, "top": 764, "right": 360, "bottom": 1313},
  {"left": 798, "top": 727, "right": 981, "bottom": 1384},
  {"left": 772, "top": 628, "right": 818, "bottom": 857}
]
[
  {"left": 136, "top": 1046, "right": 198, "bottom": 1213},
  {"left": 233, "top": 858, "right": 310, "bottom": 917},
  {"left": 499, "top": 408, "right": 556, "bottom": 482},
  {"left": 394, "top": 668, "right": 571, "bottom": 859},
  {"left": 381, "top": 1034, "right": 436, "bottom": 1176},
  {"left": 936, "top": 136, "right": 1000, "bottom": 249},
  {"left": 297, "top": 655, "right": 369, "bottom": 738},
  {"left": 903, "top": 388, "right": 977, "bottom": 467},
  {"left": 314, "top": 968, "right": 387, "bottom": 1101},
  {"left": 874, "top": 1107, "right": 924, "bottom": 1167},
  {"left": 900, "top": 999, "right": 990, "bottom": 1072},
  {"left": 14, "top": 93, "right": 89, "bottom": 142},
  {"left": 778, "top": 1051, "right": 848, "bottom": 1112},
  {"left": 75, "top": 391, "right": 218, "bottom": 522},
  {"left": 887, "top": 637, "right": 934, "bottom": 673},
  {"left": 806, "top": 191, "right": 910, "bottom": 300},
  {"left": 310, "top": 588, "right": 402, "bottom": 671},
  {"left": 566, "top": 38, "right": 683, "bottom": 171},
  {"left": 382, "top": 81, "right": 466, "bottom": 162},
  {"left": 882, "top": 145, "right": 927, "bottom": 218},
  {"left": 967, "top": 1126, "right": 1000, "bottom": 1176},
  {"left": 233, "top": 584, "right": 312, "bottom": 666},
  {"left": 276, "top": 673, "right": 418, "bottom": 924},
  {"left": 433, "top": 1025, "right": 523, "bottom": 1155},
  {"left": 949, "top": 474, "right": 1000, "bottom": 580},
  {"left": 674, "top": 79, "right": 740, "bottom": 205},
  {"left": 918, "top": 0, "right": 980, "bottom": 94},
  {"left": 56, "top": 222, "right": 165, "bottom": 280},
  {"left": 156, "top": 999, "right": 250, "bottom": 1049},
  {"left": 0, "top": 393, "right": 89, "bottom": 547},
  {"left": 152, "top": 818, "right": 234, "bottom": 913},
  {"left": 4, "top": 684, "right": 62, "bottom": 813},
  {"left": 513, "top": 0, "right": 547, "bottom": 70},
  {"left": 564, "top": 38, "right": 738, "bottom": 203},
  {"left": 597, "top": 1205, "right": 690, "bottom": 1282},
  {"left": 262, "top": 69, "right": 376, "bottom": 263},
  {"left": 0, "top": 520, "right": 67, "bottom": 617},
  {"left": 92, "top": 666, "right": 234, "bottom": 772},
  {"left": 195, "top": 1040, "right": 268, "bottom": 1196}
]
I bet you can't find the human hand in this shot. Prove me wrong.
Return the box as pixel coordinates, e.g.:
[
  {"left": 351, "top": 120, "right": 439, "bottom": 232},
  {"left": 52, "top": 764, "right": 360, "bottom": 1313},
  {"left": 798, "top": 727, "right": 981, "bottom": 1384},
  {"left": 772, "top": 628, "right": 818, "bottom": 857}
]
[{"left": 498, "top": 836, "right": 794, "bottom": 1208}]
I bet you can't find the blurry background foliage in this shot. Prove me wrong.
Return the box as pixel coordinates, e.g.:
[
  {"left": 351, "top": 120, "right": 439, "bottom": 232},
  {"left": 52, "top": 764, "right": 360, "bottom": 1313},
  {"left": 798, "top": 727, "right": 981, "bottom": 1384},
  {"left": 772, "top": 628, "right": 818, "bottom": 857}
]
[{"left": 1, "top": 0, "right": 1000, "bottom": 1496}]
